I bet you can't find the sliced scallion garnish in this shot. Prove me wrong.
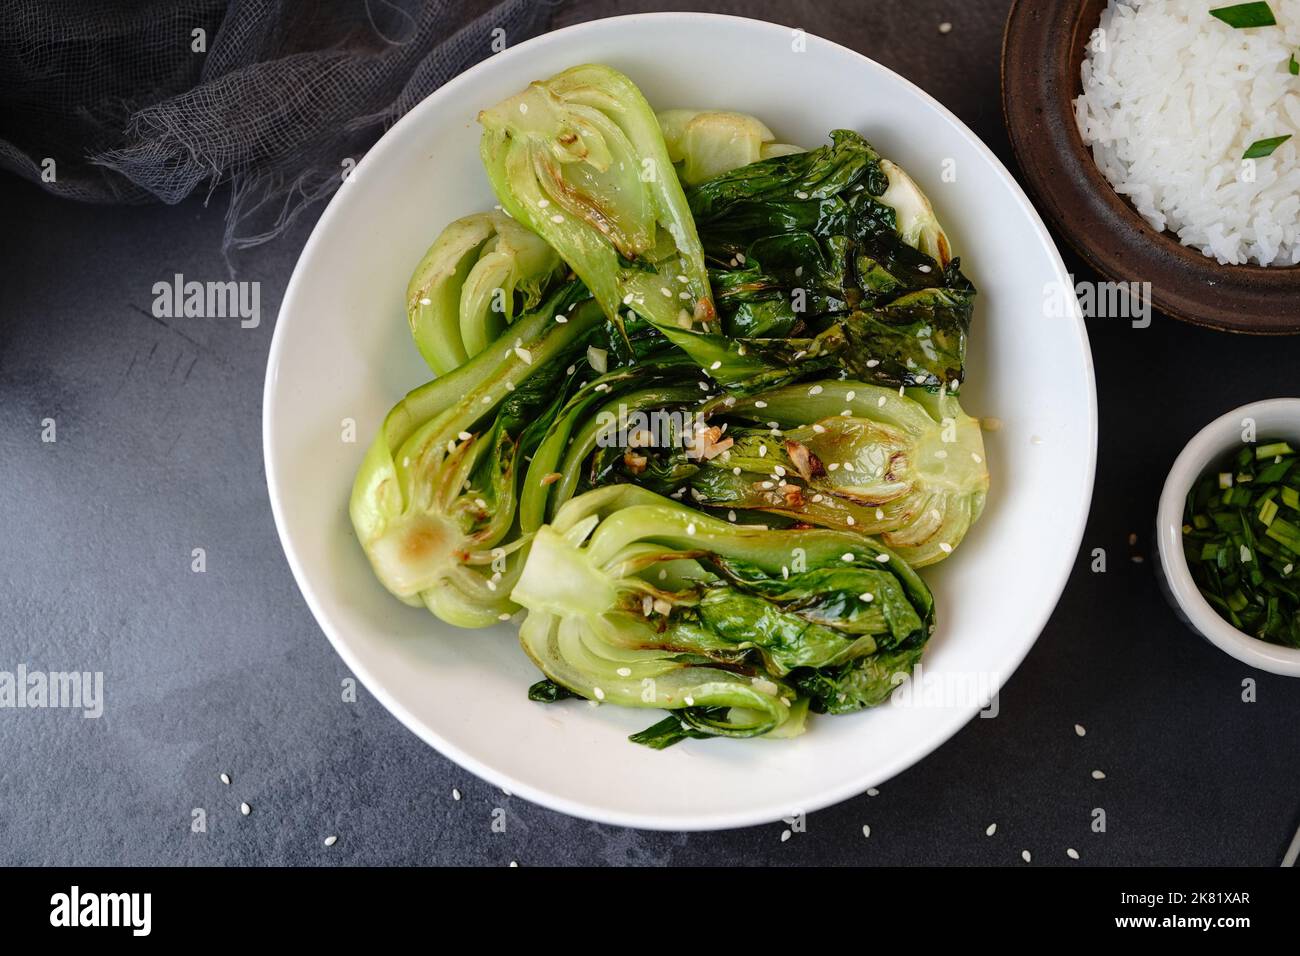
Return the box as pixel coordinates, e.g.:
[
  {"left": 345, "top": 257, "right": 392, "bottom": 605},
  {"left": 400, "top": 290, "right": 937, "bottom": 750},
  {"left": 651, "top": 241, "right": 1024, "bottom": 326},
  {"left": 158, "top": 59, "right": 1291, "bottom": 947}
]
[
  {"left": 1184, "top": 440, "right": 1300, "bottom": 648},
  {"left": 1209, "top": 2, "right": 1278, "bottom": 28},
  {"left": 1243, "top": 134, "right": 1292, "bottom": 159},
  {"left": 1290, "top": 52, "right": 1299, "bottom": 75}
]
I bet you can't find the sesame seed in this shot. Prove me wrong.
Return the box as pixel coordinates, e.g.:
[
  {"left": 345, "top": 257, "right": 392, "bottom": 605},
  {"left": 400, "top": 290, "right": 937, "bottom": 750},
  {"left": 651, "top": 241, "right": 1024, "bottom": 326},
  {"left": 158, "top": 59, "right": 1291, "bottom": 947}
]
[
  {"left": 727, "top": 510, "right": 737, "bottom": 522},
  {"left": 1075, "top": 723, "right": 1086, "bottom": 737},
  {"left": 660, "top": 287, "right": 672, "bottom": 297},
  {"left": 809, "top": 384, "right": 823, "bottom": 395},
  {"left": 845, "top": 390, "right": 856, "bottom": 401},
  {"left": 452, "top": 788, "right": 461, "bottom": 801},
  {"left": 519, "top": 102, "right": 528, "bottom": 113},
  {"left": 865, "top": 359, "right": 881, "bottom": 368},
  {"left": 986, "top": 823, "right": 997, "bottom": 836},
  {"left": 684, "top": 696, "right": 694, "bottom": 706},
  {"left": 537, "top": 198, "right": 549, "bottom": 207},
  {"left": 939, "top": 21, "right": 953, "bottom": 34},
  {"left": 861, "top": 824, "right": 871, "bottom": 838},
  {"left": 859, "top": 592, "right": 874, "bottom": 602},
  {"left": 938, "top": 542, "right": 953, "bottom": 554},
  {"left": 876, "top": 509, "right": 885, "bottom": 520},
  {"left": 593, "top": 687, "right": 605, "bottom": 701},
  {"left": 498, "top": 612, "right": 511, "bottom": 621},
  {"left": 458, "top": 431, "right": 472, "bottom": 441},
  {"left": 780, "top": 829, "right": 791, "bottom": 842},
  {"left": 846, "top": 515, "right": 856, "bottom": 526},
  {"left": 1021, "top": 850, "right": 1031, "bottom": 863},
  {"left": 934, "top": 449, "right": 948, "bottom": 459},
  {"left": 972, "top": 453, "right": 983, "bottom": 463},
  {"left": 686, "top": 522, "right": 696, "bottom": 535},
  {"left": 710, "top": 360, "right": 722, "bottom": 370},
  {"left": 733, "top": 466, "right": 742, "bottom": 475},
  {"left": 876, "top": 553, "right": 890, "bottom": 563},
  {"left": 1091, "top": 770, "right": 1106, "bottom": 780},
  {"left": 919, "top": 264, "right": 933, "bottom": 273},
  {"left": 877, "top": 396, "right": 887, "bottom": 407},
  {"left": 324, "top": 835, "right": 338, "bottom": 846},
  {"left": 758, "top": 444, "right": 768, "bottom": 457},
  {"left": 419, "top": 297, "right": 431, "bottom": 306},
  {"left": 617, "top": 667, "right": 632, "bottom": 677},
  {"left": 841, "top": 552, "right": 855, "bottom": 562},
  {"left": 219, "top": 773, "right": 230, "bottom": 786},
  {"left": 676, "top": 274, "right": 689, "bottom": 283},
  {"left": 550, "top": 214, "right": 563, "bottom": 223},
  {"left": 754, "top": 400, "right": 768, "bottom": 408},
  {"left": 554, "top": 314, "right": 567, "bottom": 323},
  {"left": 1067, "top": 848, "right": 1080, "bottom": 860},
  {"left": 240, "top": 802, "right": 251, "bottom": 816},
  {"left": 736, "top": 253, "right": 746, "bottom": 264},
  {"left": 867, "top": 787, "right": 880, "bottom": 796}
]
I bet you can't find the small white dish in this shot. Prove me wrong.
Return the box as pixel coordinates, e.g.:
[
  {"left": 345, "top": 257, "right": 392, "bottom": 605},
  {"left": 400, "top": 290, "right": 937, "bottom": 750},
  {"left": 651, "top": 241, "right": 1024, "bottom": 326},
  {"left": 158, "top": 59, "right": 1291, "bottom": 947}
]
[
  {"left": 263, "top": 12, "right": 1097, "bottom": 829},
  {"left": 1156, "top": 398, "right": 1300, "bottom": 677}
]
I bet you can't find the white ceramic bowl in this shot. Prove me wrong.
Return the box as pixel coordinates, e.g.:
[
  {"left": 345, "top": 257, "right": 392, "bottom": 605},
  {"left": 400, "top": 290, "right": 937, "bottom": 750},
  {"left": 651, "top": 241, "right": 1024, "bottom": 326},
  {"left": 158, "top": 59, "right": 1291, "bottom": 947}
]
[
  {"left": 1156, "top": 398, "right": 1300, "bottom": 677},
  {"left": 263, "top": 13, "right": 1097, "bottom": 829}
]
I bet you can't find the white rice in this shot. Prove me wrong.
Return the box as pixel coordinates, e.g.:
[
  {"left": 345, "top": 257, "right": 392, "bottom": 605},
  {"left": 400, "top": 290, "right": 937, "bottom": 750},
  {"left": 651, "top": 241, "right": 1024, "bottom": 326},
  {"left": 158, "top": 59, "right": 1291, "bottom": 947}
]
[{"left": 1075, "top": 0, "right": 1300, "bottom": 265}]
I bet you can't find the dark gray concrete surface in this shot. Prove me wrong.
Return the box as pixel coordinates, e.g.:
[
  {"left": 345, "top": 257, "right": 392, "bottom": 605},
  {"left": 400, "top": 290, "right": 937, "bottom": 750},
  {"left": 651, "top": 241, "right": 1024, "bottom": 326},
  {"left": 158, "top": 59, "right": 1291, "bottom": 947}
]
[{"left": 2, "top": 0, "right": 1299, "bottom": 866}]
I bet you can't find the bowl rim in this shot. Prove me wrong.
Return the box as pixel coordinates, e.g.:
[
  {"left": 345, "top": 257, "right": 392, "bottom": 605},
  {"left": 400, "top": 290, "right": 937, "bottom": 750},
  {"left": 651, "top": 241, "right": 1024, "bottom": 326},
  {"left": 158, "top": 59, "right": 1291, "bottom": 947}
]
[
  {"left": 263, "top": 10, "right": 1100, "bottom": 829},
  {"left": 1001, "top": 0, "right": 1300, "bottom": 334},
  {"left": 1156, "top": 398, "right": 1300, "bottom": 676}
]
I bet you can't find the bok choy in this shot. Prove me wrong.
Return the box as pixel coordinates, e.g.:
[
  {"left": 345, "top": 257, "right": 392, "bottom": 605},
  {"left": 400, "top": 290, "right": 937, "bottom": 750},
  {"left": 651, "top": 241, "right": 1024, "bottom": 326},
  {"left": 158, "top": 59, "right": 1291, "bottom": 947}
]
[
  {"left": 406, "top": 210, "right": 563, "bottom": 374},
  {"left": 347, "top": 62, "right": 993, "bottom": 748},
  {"left": 512, "top": 485, "right": 934, "bottom": 744}
]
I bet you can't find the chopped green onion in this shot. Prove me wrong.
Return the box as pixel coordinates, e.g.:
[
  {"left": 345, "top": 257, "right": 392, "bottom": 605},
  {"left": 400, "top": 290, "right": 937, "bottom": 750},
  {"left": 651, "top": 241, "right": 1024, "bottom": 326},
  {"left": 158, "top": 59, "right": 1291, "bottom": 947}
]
[
  {"left": 1210, "top": 2, "right": 1278, "bottom": 28},
  {"left": 1243, "top": 134, "right": 1292, "bottom": 159},
  {"left": 1255, "top": 441, "right": 1293, "bottom": 458},
  {"left": 1259, "top": 497, "right": 1279, "bottom": 526},
  {"left": 1290, "top": 52, "right": 1299, "bottom": 75},
  {"left": 1184, "top": 438, "right": 1300, "bottom": 648}
]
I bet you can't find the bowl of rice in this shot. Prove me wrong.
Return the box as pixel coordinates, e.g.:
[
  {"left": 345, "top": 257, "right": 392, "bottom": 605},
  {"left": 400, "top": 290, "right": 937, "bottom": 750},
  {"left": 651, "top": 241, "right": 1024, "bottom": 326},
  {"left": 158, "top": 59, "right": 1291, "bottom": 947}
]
[{"left": 1003, "top": 0, "right": 1300, "bottom": 333}]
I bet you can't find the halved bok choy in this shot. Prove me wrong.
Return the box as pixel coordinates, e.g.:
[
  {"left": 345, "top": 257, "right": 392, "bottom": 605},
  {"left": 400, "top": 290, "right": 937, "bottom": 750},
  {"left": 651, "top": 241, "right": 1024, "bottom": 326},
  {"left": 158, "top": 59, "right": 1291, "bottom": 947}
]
[{"left": 511, "top": 485, "right": 935, "bottom": 746}]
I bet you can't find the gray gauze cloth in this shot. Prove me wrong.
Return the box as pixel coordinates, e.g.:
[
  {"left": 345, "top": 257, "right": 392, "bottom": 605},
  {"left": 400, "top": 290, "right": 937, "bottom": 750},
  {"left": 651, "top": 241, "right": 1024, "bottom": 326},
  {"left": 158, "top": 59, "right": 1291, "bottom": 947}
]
[{"left": 0, "top": 0, "right": 556, "bottom": 250}]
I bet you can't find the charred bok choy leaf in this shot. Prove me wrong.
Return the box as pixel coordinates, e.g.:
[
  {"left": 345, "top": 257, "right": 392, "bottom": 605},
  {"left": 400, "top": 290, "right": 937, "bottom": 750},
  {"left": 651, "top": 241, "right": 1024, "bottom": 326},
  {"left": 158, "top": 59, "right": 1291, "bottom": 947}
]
[
  {"left": 511, "top": 485, "right": 934, "bottom": 746},
  {"left": 406, "top": 210, "right": 564, "bottom": 375},
  {"left": 689, "top": 129, "right": 974, "bottom": 390},
  {"left": 477, "top": 64, "right": 769, "bottom": 385},
  {"left": 624, "top": 381, "right": 988, "bottom": 567},
  {"left": 350, "top": 281, "right": 603, "bottom": 626}
]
